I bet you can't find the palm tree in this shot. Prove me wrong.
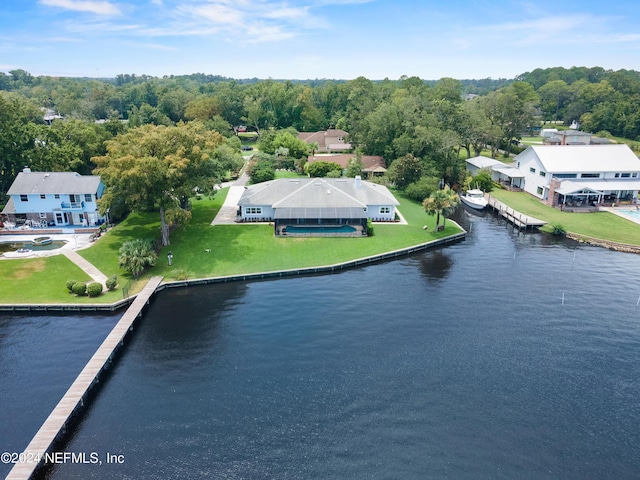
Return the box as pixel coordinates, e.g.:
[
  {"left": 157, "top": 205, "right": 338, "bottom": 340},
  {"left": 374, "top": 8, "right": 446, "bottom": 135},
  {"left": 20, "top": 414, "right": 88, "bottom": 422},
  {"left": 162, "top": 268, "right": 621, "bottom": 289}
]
[
  {"left": 422, "top": 185, "right": 460, "bottom": 230},
  {"left": 118, "top": 239, "right": 157, "bottom": 278}
]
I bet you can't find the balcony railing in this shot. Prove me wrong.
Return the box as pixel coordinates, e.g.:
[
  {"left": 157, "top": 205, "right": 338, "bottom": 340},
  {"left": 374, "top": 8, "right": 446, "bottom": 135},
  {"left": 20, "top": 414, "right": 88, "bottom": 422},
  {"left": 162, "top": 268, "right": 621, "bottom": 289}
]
[{"left": 60, "top": 201, "right": 85, "bottom": 210}]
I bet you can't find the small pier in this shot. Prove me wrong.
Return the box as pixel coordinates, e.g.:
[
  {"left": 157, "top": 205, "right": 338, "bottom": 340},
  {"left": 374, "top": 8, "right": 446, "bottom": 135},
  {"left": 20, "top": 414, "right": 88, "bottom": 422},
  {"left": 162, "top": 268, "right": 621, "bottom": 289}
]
[
  {"left": 6, "top": 276, "right": 163, "bottom": 480},
  {"left": 485, "top": 194, "right": 547, "bottom": 230}
]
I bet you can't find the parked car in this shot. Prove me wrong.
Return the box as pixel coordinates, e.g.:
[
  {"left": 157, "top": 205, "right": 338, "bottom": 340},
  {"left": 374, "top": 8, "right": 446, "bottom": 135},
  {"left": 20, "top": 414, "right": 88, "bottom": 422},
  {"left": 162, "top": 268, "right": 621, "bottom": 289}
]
[{"left": 241, "top": 146, "right": 253, "bottom": 151}]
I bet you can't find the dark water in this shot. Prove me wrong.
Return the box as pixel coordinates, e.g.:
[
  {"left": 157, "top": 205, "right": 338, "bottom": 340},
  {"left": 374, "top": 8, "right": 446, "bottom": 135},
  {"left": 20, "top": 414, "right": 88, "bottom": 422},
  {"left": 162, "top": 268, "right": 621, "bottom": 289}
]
[
  {"left": 0, "top": 313, "right": 120, "bottom": 478},
  {"left": 3, "top": 209, "right": 640, "bottom": 479}
]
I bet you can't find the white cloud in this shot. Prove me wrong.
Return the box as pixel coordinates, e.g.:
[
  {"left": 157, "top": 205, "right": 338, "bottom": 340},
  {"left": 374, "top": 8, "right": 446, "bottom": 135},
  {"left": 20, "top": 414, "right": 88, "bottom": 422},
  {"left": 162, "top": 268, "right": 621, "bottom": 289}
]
[{"left": 40, "top": 0, "right": 122, "bottom": 16}]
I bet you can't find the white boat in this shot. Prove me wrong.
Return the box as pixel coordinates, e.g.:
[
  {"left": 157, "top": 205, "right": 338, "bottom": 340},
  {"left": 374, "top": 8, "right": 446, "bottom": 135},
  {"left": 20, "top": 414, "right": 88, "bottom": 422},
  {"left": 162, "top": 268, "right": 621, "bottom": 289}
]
[{"left": 460, "top": 189, "right": 488, "bottom": 210}]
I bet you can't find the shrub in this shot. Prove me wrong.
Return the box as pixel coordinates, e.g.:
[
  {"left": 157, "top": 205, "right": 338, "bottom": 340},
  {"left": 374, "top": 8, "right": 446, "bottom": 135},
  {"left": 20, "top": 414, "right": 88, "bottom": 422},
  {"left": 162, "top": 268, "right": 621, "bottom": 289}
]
[
  {"left": 87, "top": 282, "right": 103, "bottom": 297},
  {"left": 66, "top": 279, "right": 78, "bottom": 292},
  {"left": 72, "top": 282, "right": 87, "bottom": 296},
  {"left": 404, "top": 176, "right": 440, "bottom": 202},
  {"left": 551, "top": 224, "right": 566, "bottom": 236},
  {"left": 118, "top": 239, "right": 157, "bottom": 277},
  {"left": 105, "top": 275, "right": 118, "bottom": 291},
  {"left": 366, "top": 219, "right": 374, "bottom": 236}
]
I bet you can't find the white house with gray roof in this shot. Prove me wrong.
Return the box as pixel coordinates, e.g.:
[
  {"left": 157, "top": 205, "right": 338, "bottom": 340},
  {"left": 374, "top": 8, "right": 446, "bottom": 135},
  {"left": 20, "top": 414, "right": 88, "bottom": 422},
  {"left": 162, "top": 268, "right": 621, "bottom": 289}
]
[
  {"left": 237, "top": 176, "right": 399, "bottom": 236},
  {"left": 2, "top": 168, "right": 106, "bottom": 227},
  {"left": 514, "top": 145, "right": 640, "bottom": 206}
]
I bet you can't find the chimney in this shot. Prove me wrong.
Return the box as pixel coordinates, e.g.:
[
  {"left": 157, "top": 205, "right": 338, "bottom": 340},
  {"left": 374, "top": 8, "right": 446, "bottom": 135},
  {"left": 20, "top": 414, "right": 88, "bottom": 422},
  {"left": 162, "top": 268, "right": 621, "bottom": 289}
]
[
  {"left": 23, "top": 166, "right": 31, "bottom": 173},
  {"left": 355, "top": 175, "right": 362, "bottom": 188}
]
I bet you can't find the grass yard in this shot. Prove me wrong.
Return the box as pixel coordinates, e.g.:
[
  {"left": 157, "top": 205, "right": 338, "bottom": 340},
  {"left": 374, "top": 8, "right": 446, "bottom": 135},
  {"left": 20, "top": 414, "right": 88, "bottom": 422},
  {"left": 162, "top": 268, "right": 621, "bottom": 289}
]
[
  {"left": 0, "top": 254, "right": 121, "bottom": 304},
  {"left": 275, "top": 170, "right": 306, "bottom": 179},
  {"left": 489, "top": 189, "right": 640, "bottom": 245},
  {"left": 1, "top": 187, "right": 462, "bottom": 303},
  {"left": 150, "top": 188, "right": 460, "bottom": 281}
]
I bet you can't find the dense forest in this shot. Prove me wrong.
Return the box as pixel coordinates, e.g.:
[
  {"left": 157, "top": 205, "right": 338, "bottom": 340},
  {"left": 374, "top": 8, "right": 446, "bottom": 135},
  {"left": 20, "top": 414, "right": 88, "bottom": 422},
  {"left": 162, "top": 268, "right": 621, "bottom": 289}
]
[{"left": 2, "top": 66, "right": 640, "bottom": 206}]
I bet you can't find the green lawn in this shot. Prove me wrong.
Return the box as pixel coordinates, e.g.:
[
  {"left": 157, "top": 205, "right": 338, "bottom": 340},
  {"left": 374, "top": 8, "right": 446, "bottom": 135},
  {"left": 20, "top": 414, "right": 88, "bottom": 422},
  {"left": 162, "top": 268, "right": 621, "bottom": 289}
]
[
  {"left": 275, "top": 170, "right": 306, "bottom": 179},
  {"left": 150, "top": 188, "right": 460, "bottom": 281},
  {"left": 489, "top": 189, "right": 640, "bottom": 245},
  {"left": 0, "top": 254, "right": 122, "bottom": 304},
  {"left": 1, "top": 187, "right": 462, "bottom": 303}
]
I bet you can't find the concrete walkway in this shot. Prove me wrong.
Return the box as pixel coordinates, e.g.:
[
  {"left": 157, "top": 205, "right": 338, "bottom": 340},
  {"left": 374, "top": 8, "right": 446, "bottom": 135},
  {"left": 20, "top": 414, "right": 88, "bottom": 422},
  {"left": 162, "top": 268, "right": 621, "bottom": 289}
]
[
  {"left": 211, "top": 172, "right": 251, "bottom": 226},
  {"left": 62, "top": 249, "right": 109, "bottom": 285}
]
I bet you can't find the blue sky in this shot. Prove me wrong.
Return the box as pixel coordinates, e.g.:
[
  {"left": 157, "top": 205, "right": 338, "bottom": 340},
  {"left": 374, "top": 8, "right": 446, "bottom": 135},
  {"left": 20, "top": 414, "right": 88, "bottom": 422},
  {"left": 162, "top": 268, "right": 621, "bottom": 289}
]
[{"left": 1, "top": 0, "right": 640, "bottom": 80}]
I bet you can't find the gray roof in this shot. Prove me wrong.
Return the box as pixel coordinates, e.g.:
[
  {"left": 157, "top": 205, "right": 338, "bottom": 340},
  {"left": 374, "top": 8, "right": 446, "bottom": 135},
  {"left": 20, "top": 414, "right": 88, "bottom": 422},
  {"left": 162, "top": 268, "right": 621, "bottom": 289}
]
[
  {"left": 238, "top": 178, "right": 399, "bottom": 210},
  {"left": 7, "top": 172, "right": 102, "bottom": 195}
]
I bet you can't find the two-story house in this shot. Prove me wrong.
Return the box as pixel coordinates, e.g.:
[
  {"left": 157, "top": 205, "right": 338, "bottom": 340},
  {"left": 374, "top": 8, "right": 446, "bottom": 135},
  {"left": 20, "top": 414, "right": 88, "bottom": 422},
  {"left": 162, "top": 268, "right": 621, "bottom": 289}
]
[
  {"left": 2, "top": 168, "right": 106, "bottom": 227},
  {"left": 514, "top": 145, "right": 640, "bottom": 207}
]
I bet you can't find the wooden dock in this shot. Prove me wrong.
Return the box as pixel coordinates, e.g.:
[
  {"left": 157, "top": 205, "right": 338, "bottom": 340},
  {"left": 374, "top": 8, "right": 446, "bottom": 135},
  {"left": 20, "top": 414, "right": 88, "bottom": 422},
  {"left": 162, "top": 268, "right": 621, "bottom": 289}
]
[
  {"left": 485, "top": 194, "right": 547, "bottom": 230},
  {"left": 6, "top": 276, "right": 163, "bottom": 480}
]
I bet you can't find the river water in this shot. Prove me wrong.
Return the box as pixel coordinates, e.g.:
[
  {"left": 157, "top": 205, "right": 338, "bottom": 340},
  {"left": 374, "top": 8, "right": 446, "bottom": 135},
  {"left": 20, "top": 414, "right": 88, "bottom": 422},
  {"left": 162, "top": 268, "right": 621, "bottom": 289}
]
[{"left": 2, "top": 209, "right": 640, "bottom": 479}]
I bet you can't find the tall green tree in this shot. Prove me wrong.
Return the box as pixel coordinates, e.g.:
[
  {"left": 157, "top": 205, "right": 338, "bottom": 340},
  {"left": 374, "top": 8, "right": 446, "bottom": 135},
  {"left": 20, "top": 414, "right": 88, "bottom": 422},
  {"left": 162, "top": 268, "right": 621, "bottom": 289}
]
[{"left": 93, "top": 121, "right": 226, "bottom": 246}]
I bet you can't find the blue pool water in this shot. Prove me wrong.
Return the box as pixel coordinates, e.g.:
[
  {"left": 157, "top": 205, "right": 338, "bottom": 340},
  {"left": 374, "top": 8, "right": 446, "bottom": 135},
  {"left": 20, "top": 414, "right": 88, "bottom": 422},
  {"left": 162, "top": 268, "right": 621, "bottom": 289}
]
[
  {"left": 618, "top": 208, "right": 640, "bottom": 218},
  {"left": 285, "top": 225, "right": 357, "bottom": 234}
]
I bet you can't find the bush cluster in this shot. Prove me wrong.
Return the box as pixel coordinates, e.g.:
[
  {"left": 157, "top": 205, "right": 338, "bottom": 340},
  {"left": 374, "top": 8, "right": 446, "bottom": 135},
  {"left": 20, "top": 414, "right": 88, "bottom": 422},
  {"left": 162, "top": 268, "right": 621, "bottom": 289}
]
[
  {"left": 71, "top": 282, "right": 87, "bottom": 296},
  {"left": 87, "top": 282, "right": 103, "bottom": 297},
  {"left": 106, "top": 275, "right": 118, "bottom": 291}
]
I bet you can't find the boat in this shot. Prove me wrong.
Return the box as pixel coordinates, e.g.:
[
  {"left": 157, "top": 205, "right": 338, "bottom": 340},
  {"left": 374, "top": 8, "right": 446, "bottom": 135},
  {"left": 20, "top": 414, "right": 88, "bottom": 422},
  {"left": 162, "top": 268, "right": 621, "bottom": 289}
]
[
  {"left": 31, "top": 236, "right": 52, "bottom": 246},
  {"left": 459, "top": 189, "right": 488, "bottom": 210}
]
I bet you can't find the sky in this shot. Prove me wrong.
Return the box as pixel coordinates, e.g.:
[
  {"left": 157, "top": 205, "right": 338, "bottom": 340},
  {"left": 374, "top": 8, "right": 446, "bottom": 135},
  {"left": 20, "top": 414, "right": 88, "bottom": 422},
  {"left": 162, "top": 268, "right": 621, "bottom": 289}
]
[{"left": 1, "top": 0, "right": 640, "bottom": 80}]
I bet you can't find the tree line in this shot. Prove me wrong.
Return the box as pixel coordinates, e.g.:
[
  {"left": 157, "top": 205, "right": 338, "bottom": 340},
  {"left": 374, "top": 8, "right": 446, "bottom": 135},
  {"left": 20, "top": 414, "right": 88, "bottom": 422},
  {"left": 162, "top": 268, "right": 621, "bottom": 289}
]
[{"left": 2, "top": 66, "right": 640, "bottom": 244}]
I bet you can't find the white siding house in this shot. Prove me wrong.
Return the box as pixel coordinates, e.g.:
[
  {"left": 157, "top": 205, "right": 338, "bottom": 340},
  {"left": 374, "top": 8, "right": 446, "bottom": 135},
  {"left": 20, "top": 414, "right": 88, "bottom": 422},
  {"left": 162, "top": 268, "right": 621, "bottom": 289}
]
[
  {"left": 237, "top": 176, "right": 399, "bottom": 236},
  {"left": 513, "top": 145, "right": 640, "bottom": 206},
  {"left": 2, "top": 168, "right": 106, "bottom": 227}
]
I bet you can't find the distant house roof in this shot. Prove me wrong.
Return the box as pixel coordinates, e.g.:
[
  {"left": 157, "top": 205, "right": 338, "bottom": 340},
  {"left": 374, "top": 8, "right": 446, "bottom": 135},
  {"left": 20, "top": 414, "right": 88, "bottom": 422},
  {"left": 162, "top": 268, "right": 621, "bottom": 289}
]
[
  {"left": 298, "top": 129, "right": 350, "bottom": 151},
  {"left": 238, "top": 178, "right": 399, "bottom": 218},
  {"left": 466, "top": 156, "right": 524, "bottom": 179},
  {"left": 7, "top": 171, "right": 102, "bottom": 195},
  {"left": 308, "top": 154, "right": 386, "bottom": 172},
  {"left": 465, "top": 156, "right": 503, "bottom": 169},
  {"left": 521, "top": 145, "right": 640, "bottom": 174}
]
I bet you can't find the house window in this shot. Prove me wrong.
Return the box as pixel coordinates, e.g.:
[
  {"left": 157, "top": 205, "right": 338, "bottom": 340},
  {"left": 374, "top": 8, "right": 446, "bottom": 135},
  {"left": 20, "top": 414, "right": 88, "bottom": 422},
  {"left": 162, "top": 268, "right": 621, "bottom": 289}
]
[
  {"left": 536, "top": 186, "right": 543, "bottom": 195},
  {"left": 84, "top": 194, "right": 93, "bottom": 202},
  {"left": 380, "top": 206, "right": 391, "bottom": 214},
  {"left": 621, "top": 173, "right": 631, "bottom": 178},
  {"left": 20, "top": 194, "right": 28, "bottom": 202},
  {"left": 539, "top": 171, "right": 546, "bottom": 177},
  {"left": 40, "top": 194, "right": 46, "bottom": 199},
  {"left": 39, "top": 212, "right": 47, "bottom": 219},
  {"left": 55, "top": 213, "right": 63, "bottom": 223},
  {"left": 581, "top": 173, "right": 600, "bottom": 178},
  {"left": 517, "top": 162, "right": 520, "bottom": 168},
  {"left": 633, "top": 173, "right": 638, "bottom": 178},
  {"left": 70, "top": 194, "right": 81, "bottom": 203},
  {"left": 246, "top": 207, "right": 262, "bottom": 215},
  {"left": 615, "top": 173, "right": 620, "bottom": 178},
  {"left": 529, "top": 167, "right": 536, "bottom": 173},
  {"left": 54, "top": 194, "right": 60, "bottom": 199},
  {"left": 555, "top": 174, "right": 577, "bottom": 179}
]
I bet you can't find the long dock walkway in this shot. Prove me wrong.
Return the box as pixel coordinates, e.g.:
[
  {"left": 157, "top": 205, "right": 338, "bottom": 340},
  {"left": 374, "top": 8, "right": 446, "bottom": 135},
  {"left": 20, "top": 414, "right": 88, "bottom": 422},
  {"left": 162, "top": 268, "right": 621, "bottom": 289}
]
[
  {"left": 485, "top": 193, "right": 547, "bottom": 230},
  {"left": 6, "top": 276, "right": 163, "bottom": 480}
]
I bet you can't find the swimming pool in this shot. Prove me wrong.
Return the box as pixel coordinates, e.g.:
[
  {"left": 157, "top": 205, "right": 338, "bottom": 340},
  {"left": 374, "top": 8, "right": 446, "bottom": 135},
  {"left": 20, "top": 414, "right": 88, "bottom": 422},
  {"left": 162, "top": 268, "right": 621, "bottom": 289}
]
[
  {"left": 615, "top": 208, "right": 640, "bottom": 224},
  {"left": 0, "top": 240, "right": 68, "bottom": 254},
  {"left": 284, "top": 225, "right": 357, "bottom": 234}
]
